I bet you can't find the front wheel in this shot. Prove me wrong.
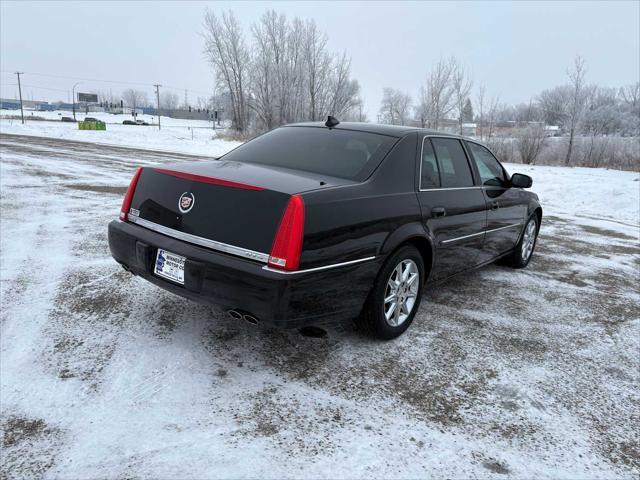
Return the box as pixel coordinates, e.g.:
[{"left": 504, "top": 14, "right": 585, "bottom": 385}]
[
  {"left": 356, "top": 246, "right": 425, "bottom": 340},
  {"left": 507, "top": 215, "right": 539, "bottom": 268}
]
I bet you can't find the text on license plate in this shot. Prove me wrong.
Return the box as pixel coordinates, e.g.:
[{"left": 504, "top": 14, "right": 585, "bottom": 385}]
[{"left": 154, "top": 249, "right": 186, "bottom": 284}]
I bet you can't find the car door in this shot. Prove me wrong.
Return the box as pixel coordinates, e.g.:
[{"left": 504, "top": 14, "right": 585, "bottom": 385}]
[
  {"left": 417, "top": 136, "right": 487, "bottom": 280},
  {"left": 465, "top": 141, "right": 527, "bottom": 262}
]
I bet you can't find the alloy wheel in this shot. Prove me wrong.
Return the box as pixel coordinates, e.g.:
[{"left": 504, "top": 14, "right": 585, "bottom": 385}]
[
  {"left": 521, "top": 219, "right": 537, "bottom": 261},
  {"left": 384, "top": 259, "right": 420, "bottom": 327}
]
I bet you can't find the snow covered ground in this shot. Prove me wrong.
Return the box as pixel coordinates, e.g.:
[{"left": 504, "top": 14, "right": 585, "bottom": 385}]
[
  {"left": 1, "top": 133, "right": 639, "bottom": 478},
  {"left": 0, "top": 109, "right": 241, "bottom": 157}
]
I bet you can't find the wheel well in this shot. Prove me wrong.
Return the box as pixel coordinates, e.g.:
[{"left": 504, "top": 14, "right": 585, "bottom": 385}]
[
  {"left": 534, "top": 207, "right": 542, "bottom": 230},
  {"left": 402, "top": 236, "right": 433, "bottom": 280}
]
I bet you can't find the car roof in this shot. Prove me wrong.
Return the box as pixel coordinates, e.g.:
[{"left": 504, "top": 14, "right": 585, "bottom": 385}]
[{"left": 283, "top": 121, "right": 462, "bottom": 139}]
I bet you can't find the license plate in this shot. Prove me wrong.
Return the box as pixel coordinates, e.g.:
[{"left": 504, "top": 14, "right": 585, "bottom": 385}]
[{"left": 154, "top": 249, "right": 185, "bottom": 285}]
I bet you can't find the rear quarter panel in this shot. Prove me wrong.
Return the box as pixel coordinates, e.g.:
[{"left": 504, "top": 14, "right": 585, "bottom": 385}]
[{"left": 299, "top": 133, "right": 422, "bottom": 269}]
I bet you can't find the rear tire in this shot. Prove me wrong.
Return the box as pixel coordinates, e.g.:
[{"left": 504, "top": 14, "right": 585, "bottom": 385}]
[
  {"left": 356, "top": 245, "right": 425, "bottom": 340},
  {"left": 507, "top": 215, "right": 538, "bottom": 268}
]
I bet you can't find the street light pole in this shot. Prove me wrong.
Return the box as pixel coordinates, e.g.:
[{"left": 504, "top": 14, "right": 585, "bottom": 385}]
[
  {"left": 72, "top": 81, "right": 82, "bottom": 121},
  {"left": 15, "top": 72, "right": 24, "bottom": 124},
  {"left": 154, "top": 84, "right": 162, "bottom": 131}
]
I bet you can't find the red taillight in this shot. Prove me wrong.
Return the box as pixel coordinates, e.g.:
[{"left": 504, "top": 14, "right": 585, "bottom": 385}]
[
  {"left": 119, "top": 167, "right": 143, "bottom": 221},
  {"left": 268, "top": 195, "right": 305, "bottom": 271},
  {"left": 153, "top": 168, "right": 264, "bottom": 191}
]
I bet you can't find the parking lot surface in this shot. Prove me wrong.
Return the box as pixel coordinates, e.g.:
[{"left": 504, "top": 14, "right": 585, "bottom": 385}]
[{"left": 1, "top": 134, "right": 638, "bottom": 479}]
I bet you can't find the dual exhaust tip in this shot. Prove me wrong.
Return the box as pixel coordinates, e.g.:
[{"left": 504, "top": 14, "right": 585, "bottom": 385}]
[
  {"left": 227, "top": 309, "right": 259, "bottom": 325},
  {"left": 227, "top": 310, "right": 329, "bottom": 338}
]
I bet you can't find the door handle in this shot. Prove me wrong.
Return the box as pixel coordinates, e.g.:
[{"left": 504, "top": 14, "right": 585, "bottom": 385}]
[
  {"left": 431, "top": 207, "right": 446, "bottom": 218},
  {"left": 490, "top": 201, "right": 500, "bottom": 211}
]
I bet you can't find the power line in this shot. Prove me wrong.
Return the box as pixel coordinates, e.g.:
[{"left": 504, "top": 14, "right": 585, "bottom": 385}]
[
  {"left": 1, "top": 83, "right": 69, "bottom": 93},
  {"left": 0, "top": 69, "right": 213, "bottom": 97},
  {"left": 1, "top": 70, "right": 151, "bottom": 87}
]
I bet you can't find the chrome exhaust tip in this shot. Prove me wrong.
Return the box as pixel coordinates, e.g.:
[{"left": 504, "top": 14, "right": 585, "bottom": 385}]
[
  {"left": 227, "top": 309, "right": 243, "bottom": 320},
  {"left": 243, "top": 314, "right": 259, "bottom": 325}
]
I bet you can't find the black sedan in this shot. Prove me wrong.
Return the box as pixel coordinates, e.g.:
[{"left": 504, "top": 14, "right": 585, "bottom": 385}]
[{"left": 108, "top": 118, "right": 541, "bottom": 339}]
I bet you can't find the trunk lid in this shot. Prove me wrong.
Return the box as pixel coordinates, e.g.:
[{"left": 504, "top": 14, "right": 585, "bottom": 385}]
[{"left": 129, "top": 160, "right": 351, "bottom": 258}]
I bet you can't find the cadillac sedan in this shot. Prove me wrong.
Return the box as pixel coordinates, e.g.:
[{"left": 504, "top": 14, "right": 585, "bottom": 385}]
[{"left": 108, "top": 118, "right": 541, "bottom": 339}]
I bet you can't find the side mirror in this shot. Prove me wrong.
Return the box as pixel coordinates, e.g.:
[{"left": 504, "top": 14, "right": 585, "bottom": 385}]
[{"left": 511, "top": 173, "right": 532, "bottom": 188}]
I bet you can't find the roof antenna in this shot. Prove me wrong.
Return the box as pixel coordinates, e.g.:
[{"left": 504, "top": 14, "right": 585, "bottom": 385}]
[{"left": 325, "top": 115, "right": 340, "bottom": 128}]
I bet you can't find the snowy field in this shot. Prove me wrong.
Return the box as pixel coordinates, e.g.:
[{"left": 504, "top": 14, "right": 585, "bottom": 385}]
[
  {"left": 0, "top": 109, "right": 241, "bottom": 157},
  {"left": 0, "top": 132, "right": 639, "bottom": 478}
]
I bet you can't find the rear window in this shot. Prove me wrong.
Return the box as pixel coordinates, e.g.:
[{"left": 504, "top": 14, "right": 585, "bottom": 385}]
[{"left": 219, "top": 127, "right": 397, "bottom": 181}]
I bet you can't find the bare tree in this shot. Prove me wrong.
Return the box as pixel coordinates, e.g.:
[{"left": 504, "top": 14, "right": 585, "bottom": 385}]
[
  {"left": 581, "top": 87, "right": 620, "bottom": 166},
  {"left": 250, "top": 10, "right": 302, "bottom": 127},
  {"left": 351, "top": 96, "right": 368, "bottom": 122},
  {"left": 250, "top": 11, "right": 279, "bottom": 129},
  {"left": 564, "top": 55, "right": 588, "bottom": 165},
  {"left": 247, "top": 12, "right": 361, "bottom": 130},
  {"left": 538, "top": 85, "right": 570, "bottom": 127},
  {"left": 302, "top": 20, "right": 332, "bottom": 121},
  {"left": 203, "top": 10, "right": 249, "bottom": 131},
  {"left": 452, "top": 63, "right": 473, "bottom": 134},
  {"left": 619, "top": 82, "right": 640, "bottom": 109},
  {"left": 516, "top": 124, "right": 547, "bottom": 164},
  {"left": 486, "top": 95, "right": 500, "bottom": 139},
  {"left": 619, "top": 82, "right": 640, "bottom": 136},
  {"left": 327, "top": 53, "right": 361, "bottom": 118},
  {"left": 161, "top": 91, "right": 180, "bottom": 111},
  {"left": 122, "top": 89, "right": 149, "bottom": 111},
  {"left": 417, "top": 57, "right": 458, "bottom": 129},
  {"left": 379, "top": 88, "right": 412, "bottom": 125},
  {"left": 476, "top": 84, "right": 486, "bottom": 140}
]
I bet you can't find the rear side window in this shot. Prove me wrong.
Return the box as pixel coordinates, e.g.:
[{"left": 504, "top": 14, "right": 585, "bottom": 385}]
[
  {"left": 466, "top": 142, "right": 507, "bottom": 187},
  {"left": 420, "top": 138, "right": 440, "bottom": 188},
  {"left": 430, "top": 138, "right": 474, "bottom": 188},
  {"left": 219, "top": 127, "right": 397, "bottom": 181}
]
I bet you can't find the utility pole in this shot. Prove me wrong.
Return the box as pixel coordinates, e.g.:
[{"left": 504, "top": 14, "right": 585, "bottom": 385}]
[
  {"left": 72, "top": 82, "right": 82, "bottom": 121},
  {"left": 154, "top": 84, "right": 162, "bottom": 130},
  {"left": 15, "top": 72, "right": 24, "bottom": 124}
]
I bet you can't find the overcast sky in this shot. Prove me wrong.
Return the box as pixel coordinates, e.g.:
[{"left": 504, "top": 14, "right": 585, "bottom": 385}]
[{"left": 1, "top": 0, "right": 638, "bottom": 117}]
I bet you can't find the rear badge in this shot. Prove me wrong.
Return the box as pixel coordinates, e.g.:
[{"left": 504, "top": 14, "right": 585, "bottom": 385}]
[{"left": 178, "top": 192, "right": 195, "bottom": 213}]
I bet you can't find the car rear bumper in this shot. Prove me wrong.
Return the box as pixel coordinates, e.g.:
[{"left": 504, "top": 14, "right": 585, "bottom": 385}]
[{"left": 108, "top": 220, "right": 380, "bottom": 328}]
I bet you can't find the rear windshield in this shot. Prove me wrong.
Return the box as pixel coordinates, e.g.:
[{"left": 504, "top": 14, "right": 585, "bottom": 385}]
[{"left": 219, "top": 126, "right": 397, "bottom": 181}]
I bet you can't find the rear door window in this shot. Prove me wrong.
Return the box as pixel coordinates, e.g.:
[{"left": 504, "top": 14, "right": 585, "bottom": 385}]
[
  {"left": 430, "top": 138, "right": 475, "bottom": 188},
  {"left": 219, "top": 126, "right": 397, "bottom": 181},
  {"left": 420, "top": 138, "right": 440, "bottom": 188}
]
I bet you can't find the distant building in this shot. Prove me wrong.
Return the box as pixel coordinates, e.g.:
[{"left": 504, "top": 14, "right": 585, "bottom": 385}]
[
  {"left": 0, "top": 98, "right": 21, "bottom": 109},
  {"left": 544, "top": 125, "right": 560, "bottom": 137},
  {"left": 462, "top": 123, "right": 477, "bottom": 137},
  {"left": 0, "top": 98, "right": 50, "bottom": 110}
]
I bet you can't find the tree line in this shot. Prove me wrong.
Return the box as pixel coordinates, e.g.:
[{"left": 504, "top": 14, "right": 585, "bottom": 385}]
[
  {"left": 102, "top": 9, "right": 638, "bottom": 171},
  {"left": 379, "top": 56, "right": 639, "bottom": 170},
  {"left": 98, "top": 89, "right": 210, "bottom": 113}
]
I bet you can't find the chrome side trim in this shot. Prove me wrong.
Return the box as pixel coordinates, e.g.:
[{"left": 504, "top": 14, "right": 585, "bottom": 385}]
[
  {"left": 262, "top": 256, "right": 377, "bottom": 275},
  {"left": 440, "top": 230, "right": 485, "bottom": 245},
  {"left": 485, "top": 223, "right": 524, "bottom": 235},
  {"left": 128, "top": 216, "right": 270, "bottom": 263},
  {"left": 420, "top": 186, "right": 483, "bottom": 192},
  {"left": 441, "top": 223, "right": 523, "bottom": 245}
]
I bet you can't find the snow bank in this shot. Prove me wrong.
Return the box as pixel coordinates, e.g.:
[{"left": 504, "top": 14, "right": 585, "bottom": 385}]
[{"left": 506, "top": 163, "right": 640, "bottom": 229}]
